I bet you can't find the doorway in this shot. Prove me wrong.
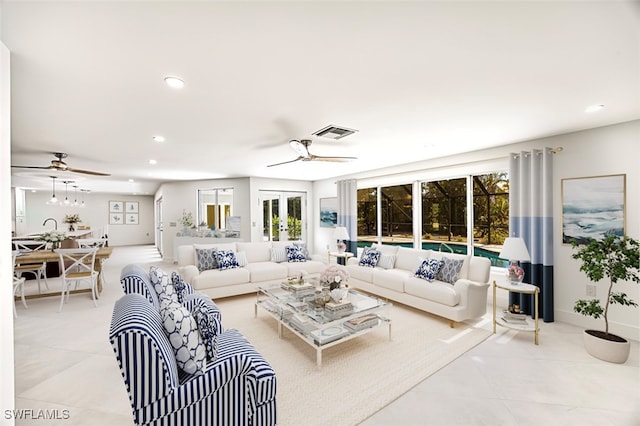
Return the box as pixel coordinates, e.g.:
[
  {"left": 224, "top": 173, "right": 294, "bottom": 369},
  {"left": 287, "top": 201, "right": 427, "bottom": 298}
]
[
  {"left": 155, "top": 196, "right": 163, "bottom": 256},
  {"left": 259, "top": 191, "right": 306, "bottom": 242}
]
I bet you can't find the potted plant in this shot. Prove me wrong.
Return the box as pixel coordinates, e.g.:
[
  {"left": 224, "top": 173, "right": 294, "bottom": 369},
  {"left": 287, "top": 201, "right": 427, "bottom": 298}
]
[
  {"left": 571, "top": 235, "right": 639, "bottom": 363},
  {"left": 63, "top": 213, "right": 81, "bottom": 232}
]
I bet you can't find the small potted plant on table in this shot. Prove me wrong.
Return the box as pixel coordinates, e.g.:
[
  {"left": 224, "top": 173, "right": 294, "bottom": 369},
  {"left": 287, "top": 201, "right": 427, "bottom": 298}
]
[{"left": 571, "top": 235, "right": 639, "bottom": 363}]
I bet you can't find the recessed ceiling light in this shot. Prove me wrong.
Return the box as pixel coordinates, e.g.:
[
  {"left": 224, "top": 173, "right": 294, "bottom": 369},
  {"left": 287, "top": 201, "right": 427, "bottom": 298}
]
[
  {"left": 149, "top": 159, "right": 157, "bottom": 165},
  {"left": 164, "top": 76, "right": 184, "bottom": 89},
  {"left": 128, "top": 178, "right": 135, "bottom": 182},
  {"left": 153, "top": 135, "right": 165, "bottom": 143},
  {"left": 585, "top": 104, "right": 605, "bottom": 113}
]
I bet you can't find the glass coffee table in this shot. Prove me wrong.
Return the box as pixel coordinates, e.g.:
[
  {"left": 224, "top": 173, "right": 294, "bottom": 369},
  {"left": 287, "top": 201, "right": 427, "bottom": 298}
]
[{"left": 255, "top": 281, "right": 392, "bottom": 366}]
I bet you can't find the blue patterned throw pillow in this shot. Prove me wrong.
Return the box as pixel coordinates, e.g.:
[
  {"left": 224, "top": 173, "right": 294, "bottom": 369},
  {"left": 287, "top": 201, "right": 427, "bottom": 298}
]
[
  {"left": 170, "top": 272, "right": 193, "bottom": 303},
  {"left": 415, "top": 258, "right": 444, "bottom": 282},
  {"left": 195, "top": 247, "right": 218, "bottom": 271},
  {"left": 436, "top": 257, "right": 465, "bottom": 284},
  {"left": 190, "top": 299, "right": 219, "bottom": 362},
  {"left": 359, "top": 247, "right": 381, "bottom": 268},
  {"left": 285, "top": 245, "right": 307, "bottom": 262},
  {"left": 215, "top": 249, "right": 239, "bottom": 270}
]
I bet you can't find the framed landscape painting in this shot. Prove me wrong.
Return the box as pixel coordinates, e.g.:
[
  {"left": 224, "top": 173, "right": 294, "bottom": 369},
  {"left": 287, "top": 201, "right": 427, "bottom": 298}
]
[
  {"left": 320, "top": 197, "right": 337, "bottom": 228},
  {"left": 562, "top": 174, "right": 625, "bottom": 244}
]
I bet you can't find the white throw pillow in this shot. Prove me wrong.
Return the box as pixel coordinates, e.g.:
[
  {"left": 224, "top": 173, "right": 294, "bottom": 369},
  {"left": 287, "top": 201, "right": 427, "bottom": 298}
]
[
  {"left": 270, "top": 247, "right": 287, "bottom": 263},
  {"left": 161, "top": 300, "right": 207, "bottom": 375}
]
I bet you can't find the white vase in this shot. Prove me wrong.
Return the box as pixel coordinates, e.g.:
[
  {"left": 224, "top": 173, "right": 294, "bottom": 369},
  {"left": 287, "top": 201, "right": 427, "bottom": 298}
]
[{"left": 583, "top": 329, "right": 630, "bottom": 364}]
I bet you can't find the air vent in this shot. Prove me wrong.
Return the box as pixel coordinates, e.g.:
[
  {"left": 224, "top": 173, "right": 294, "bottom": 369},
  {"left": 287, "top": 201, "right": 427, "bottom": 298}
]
[{"left": 312, "top": 125, "right": 357, "bottom": 140}]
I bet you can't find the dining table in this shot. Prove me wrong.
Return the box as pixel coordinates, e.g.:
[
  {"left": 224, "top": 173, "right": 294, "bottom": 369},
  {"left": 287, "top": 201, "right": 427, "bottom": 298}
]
[{"left": 14, "top": 246, "right": 113, "bottom": 300}]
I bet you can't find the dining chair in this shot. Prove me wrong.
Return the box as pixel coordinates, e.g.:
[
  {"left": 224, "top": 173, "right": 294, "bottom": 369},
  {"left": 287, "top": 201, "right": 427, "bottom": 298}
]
[
  {"left": 12, "top": 240, "right": 50, "bottom": 293},
  {"left": 77, "top": 238, "right": 108, "bottom": 288},
  {"left": 55, "top": 248, "right": 99, "bottom": 312},
  {"left": 12, "top": 251, "right": 28, "bottom": 317}
]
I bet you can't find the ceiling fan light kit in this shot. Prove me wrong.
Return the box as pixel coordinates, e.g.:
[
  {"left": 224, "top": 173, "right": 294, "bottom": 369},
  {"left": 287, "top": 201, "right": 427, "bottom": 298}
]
[{"left": 268, "top": 139, "right": 358, "bottom": 168}]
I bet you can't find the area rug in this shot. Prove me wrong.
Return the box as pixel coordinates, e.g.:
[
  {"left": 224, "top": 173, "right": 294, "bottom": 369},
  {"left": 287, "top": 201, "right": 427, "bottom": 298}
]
[{"left": 214, "top": 295, "right": 492, "bottom": 426}]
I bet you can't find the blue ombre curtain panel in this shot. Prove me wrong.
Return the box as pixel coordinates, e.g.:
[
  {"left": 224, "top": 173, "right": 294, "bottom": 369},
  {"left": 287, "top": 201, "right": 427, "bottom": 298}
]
[
  {"left": 337, "top": 179, "right": 358, "bottom": 255},
  {"left": 509, "top": 148, "right": 554, "bottom": 322}
]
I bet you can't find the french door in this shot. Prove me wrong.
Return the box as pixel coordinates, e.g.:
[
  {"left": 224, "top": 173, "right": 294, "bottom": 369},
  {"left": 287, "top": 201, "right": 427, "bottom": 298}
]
[{"left": 260, "top": 191, "right": 306, "bottom": 242}]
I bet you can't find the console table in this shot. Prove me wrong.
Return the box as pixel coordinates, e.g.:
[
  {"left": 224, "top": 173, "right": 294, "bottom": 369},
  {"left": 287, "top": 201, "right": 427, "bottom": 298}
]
[{"left": 492, "top": 280, "right": 540, "bottom": 345}]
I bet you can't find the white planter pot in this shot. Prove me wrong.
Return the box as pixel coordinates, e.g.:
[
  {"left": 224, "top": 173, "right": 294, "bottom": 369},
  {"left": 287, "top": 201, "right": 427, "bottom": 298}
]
[{"left": 583, "top": 330, "right": 630, "bottom": 364}]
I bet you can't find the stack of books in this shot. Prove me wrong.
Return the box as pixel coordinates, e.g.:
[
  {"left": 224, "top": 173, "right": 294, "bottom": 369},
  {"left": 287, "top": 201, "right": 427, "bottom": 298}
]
[
  {"left": 501, "top": 310, "right": 528, "bottom": 324},
  {"left": 325, "top": 301, "right": 354, "bottom": 319},
  {"left": 343, "top": 313, "right": 379, "bottom": 331}
]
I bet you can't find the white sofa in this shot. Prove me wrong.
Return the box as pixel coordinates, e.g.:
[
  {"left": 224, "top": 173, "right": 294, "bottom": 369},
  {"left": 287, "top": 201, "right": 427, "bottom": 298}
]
[
  {"left": 346, "top": 244, "right": 491, "bottom": 326},
  {"left": 177, "top": 241, "right": 326, "bottom": 299}
]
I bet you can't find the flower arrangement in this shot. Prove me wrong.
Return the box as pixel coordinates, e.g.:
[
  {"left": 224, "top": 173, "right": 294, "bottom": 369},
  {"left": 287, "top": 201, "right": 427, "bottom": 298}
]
[
  {"left": 179, "top": 210, "right": 194, "bottom": 227},
  {"left": 320, "top": 264, "right": 350, "bottom": 290},
  {"left": 36, "top": 230, "right": 68, "bottom": 249},
  {"left": 63, "top": 213, "right": 81, "bottom": 224}
]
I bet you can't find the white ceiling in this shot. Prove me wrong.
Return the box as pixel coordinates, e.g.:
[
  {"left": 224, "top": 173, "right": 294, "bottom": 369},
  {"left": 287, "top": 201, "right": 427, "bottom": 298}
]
[{"left": 3, "top": 1, "right": 639, "bottom": 195}]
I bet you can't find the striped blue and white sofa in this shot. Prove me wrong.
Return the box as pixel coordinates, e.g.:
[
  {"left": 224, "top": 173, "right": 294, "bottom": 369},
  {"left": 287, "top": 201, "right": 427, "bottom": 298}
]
[{"left": 110, "top": 265, "right": 277, "bottom": 425}]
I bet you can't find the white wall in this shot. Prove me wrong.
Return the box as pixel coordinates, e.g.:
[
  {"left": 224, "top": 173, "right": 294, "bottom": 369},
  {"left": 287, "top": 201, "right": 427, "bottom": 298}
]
[
  {"left": 1, "top": 35, "right": 16, "bottom": 423},
  {"left": 22, "top": 191, "right": 155, "bottom": 246},
  {"left": 313, "top": 120, "right": 640, "bottom": 340}
]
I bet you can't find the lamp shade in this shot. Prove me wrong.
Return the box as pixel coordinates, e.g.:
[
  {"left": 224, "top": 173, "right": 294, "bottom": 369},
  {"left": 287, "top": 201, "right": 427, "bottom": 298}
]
[
  {"left": 333, "top": 226, "right": 350, "bottom": 241},
  {"left": 499, "top": 237, "right": 531, "bottom": 262}
]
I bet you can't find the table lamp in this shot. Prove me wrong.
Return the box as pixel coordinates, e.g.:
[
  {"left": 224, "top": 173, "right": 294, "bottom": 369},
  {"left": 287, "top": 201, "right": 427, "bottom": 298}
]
[
  {"left": 334, "top": 226, "right": 350, "bottom": 253},
  {"left": 499, "top": 237, "right": 530, "bottom": 284}
]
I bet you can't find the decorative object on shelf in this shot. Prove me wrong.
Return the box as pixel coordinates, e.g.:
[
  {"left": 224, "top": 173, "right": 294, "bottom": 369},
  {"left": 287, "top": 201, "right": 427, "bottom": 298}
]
[
  {"left": 179, "top": 209, "right": 194, "bottom": 235},
  {"left": 330, "top": 287, "right": 348, "bottom": 303},
  {"left": 499, "top": 237, "right": 530, "bottom": 284},
  {"left": 333, "top": 226, "right": 350, "bottom": 253},
  {"left": 571, "top": 235, "right": 639, "bottom": 363},
  {"left": 36, "top": 230, "right": 68, "bottom": 251},
  {"left": 320, "top": 264, "right": 349, "bottom": 290},
  {"left": 63, "top": 213, "right": 81, "bottom": 232}
]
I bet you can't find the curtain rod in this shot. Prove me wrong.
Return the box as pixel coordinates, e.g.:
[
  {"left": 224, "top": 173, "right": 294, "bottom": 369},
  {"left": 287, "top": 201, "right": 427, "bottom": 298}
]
[{"left": 512, "top": 146, "right": 563, "bottom": 158}]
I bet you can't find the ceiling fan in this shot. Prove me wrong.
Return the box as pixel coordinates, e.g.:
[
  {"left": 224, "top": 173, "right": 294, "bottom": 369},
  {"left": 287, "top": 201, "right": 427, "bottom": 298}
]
[
  {"left": 11, "top": 152, "right": 111, "bottom": 176},
  {"left": 267, "top": 139, "right": 357, "bottom": 167}
]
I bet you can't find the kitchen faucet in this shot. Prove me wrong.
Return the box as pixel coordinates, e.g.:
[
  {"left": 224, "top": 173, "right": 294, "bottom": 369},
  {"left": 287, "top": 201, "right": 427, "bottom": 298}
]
[{"left": 43, "top": 217, "right": 58, "bottom": 230}]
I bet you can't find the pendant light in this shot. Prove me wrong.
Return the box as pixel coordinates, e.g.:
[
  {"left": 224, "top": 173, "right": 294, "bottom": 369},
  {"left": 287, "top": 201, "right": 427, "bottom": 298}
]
[
  {"left": 62, "top": 181, "right": 71, "bottom": 206},
  {"left": 46, "top": 176, "right": 58, "bottom": 205},
  {"left": 73, "top": 185, "right": 79, "bottom": 207}
]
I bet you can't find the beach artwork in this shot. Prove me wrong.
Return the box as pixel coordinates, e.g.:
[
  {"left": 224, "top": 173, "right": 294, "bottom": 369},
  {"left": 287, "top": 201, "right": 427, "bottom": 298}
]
[
  {"left": 320, "top": 197, "right": 337, "bottom": 228},
  {"left": 562, "top": 174, "right": 625, "bottom": 244}
]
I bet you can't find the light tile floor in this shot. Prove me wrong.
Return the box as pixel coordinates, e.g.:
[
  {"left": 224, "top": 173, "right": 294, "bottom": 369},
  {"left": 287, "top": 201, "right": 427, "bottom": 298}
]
[{"left": 11, "top": 245, "right": 640, "bottom": 425}]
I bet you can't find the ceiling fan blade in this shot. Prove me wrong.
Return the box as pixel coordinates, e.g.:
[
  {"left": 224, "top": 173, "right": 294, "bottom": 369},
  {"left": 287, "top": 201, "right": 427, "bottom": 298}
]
[
  {"left": 267, "top": 156, "right": 304, "bottom": 167},
  {"left": 310, "top": 155, "right": 358, "bottom": 162},
  {"left": 65, "top": 167, "right": 111, "bottom": 176},
  {"left": 11, "top": 165, "right": 54, "bottom": 170}
]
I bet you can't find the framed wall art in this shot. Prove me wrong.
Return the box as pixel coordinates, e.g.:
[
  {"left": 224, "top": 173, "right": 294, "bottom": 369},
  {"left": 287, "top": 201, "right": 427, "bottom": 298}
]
[
  {"left": 320, "top": 197, "right": 337, "bottom": 228},
  {"left": 109, "top": 213, "right": 123, "bottom": 225},
  {"left": 125, "top": 201, "right": 139, "bottom": 213},
  {"left": 125, "top": 213, "right": 139, "bottom": 225},
  {"left": 109, "top": 200, "right": 124, "bottom": 213},
  {"left": 561, "top": 174, "right": 625, "bottom": 244}
]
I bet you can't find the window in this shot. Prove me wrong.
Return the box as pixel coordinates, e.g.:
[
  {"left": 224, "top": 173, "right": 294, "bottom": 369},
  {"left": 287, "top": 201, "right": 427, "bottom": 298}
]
[
  {"left": 357, "top": 187, "right": 378, "bottom": 245},
  {"left": 473, "top": 172, "right": 509, "bottom": 266},
  {"left": 197, "top": 188, "right": 233, "bottom": 230},
  {"left": 421, "top": 178, "right": 467, "bottom": 252},
  {"left": 381, "top": 184, "right": 413, "bottom": 245},
  {"left": 355, "top": 171, "right": 509, "bottom": 266}
]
